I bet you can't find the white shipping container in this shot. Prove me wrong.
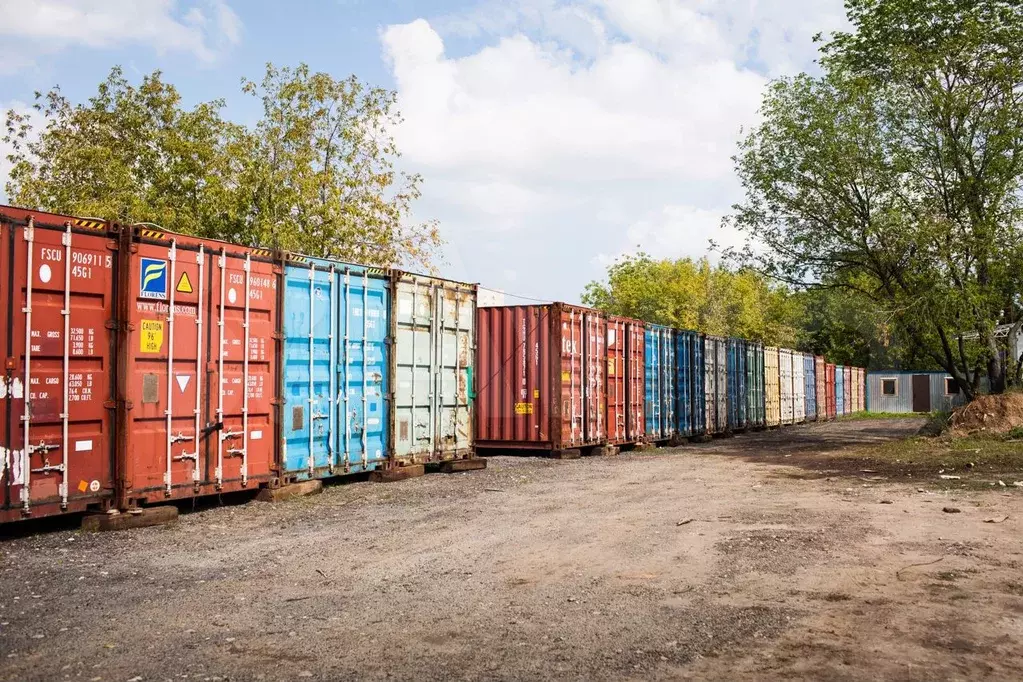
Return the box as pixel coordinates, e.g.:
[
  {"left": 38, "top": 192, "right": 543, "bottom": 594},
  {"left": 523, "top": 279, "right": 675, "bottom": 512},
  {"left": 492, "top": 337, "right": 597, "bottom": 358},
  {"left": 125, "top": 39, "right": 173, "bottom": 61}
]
[
  {"left": 793, "top": 352, "right": 806, "bottom": 423},
  {"left": 779, "top": 348, "right": 794, "bottom": 425}
]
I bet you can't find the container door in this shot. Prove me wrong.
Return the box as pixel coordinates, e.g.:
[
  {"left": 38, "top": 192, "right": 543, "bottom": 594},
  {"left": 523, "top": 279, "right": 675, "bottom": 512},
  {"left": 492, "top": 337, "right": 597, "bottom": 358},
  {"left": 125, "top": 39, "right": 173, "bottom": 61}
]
[
  {"left": 675, "top": 333, "right": 691, "bottom": 437},
  {"left": 281, "top": 261, "right": 334, "bottom": 480},
  {"left": 692, "top": 336, "right": 706, "bottom": 435},
  {"left": 393, "top": 276, "right": 475, "bottom": 463},
  {"left": 3, "top": 220, "right": 115, "bottom": 518},
  {"left": 205, "top": 248, "right": 277, "bottom": 490},
  {"left": 606, "top": 320, "right": 625, "bottom": 443},
  {"left": 558, "top": 306, "right": 599, "bottom": 447},
  {"left": 583, "top": 312, "right": 605, "bottom": 444},
  {"left": 627, "top": 322, "right": 645, "bottom": 442},
  {"left": 716, "top": 341, "right": 728, "bottom": 431},
  {"left": 644, "top": 328, "right": 659, "bottom": 438},
  {"left": 704, "top": 343, "right": 716, "bottom": 433}
]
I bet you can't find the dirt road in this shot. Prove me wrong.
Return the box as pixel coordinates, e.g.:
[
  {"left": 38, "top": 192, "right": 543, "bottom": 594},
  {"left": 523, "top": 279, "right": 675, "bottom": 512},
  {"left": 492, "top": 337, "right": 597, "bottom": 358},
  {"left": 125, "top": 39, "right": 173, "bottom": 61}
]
[{"left": 2, "top": 419, "right": 1023, "bottom": 681}]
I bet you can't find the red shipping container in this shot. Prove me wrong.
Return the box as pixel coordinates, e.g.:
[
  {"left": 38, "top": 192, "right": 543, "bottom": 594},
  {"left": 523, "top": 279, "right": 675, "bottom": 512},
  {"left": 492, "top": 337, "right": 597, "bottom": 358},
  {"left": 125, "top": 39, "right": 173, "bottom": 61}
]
[
  {"left": 606, "top": 316, "right": 644, "bottom": 445},
  {"left": 825, "top": 363, "right": 837, "bottom": 419},
  {"left": 476, "top": 303, "right": 607, "bottom": 454},
  {"left": 1, "top": 206, "right": 117, "bottom": 522},
  {"left": 118, "top": 227, "right": 279, "bottom": 506}
]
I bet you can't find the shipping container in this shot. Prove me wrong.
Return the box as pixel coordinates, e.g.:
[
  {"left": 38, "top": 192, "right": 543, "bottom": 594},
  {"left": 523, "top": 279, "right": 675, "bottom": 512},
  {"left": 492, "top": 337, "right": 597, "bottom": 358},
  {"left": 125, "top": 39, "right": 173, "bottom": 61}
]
[
  {"left": 849, "top": 367, "right": 860, "bottom": 414},
  {"left": 843, "top": 366, "right": 853, "bottom": 416},
  {"left": 391, "top": 272, "right": 477, "bottom": 465},
  {"left": 607, "top": 317, "right": 644, "bottom": 445},
  {"left": 815, "top": 356, "right": 827, "bottom": 420},
  {"left": 826, "top": 363, "right": 837, "bottom": 419},
  {"left": 746, "top": 342, "right": 766, "bottom": 428},
  {"left": 779, "top": 348, "right": 794, "bottom": 425},
  {"left": 117, "top": 227, "right": 279, "bottom": 507},
  {"left": 674, "top": 330, "right": 705, "bottom": 437},
  {"left": 859, "top": 369, "right": 867, "bottom": 412},
  {"left": 866, "top": 371, "right": 969, "bottom": 413},
  {"left": 279, "top": 255, "right": 390, "bottom": 482},
  {"left": 792, "top": 352, "right": 806, "bottom": 423},
  {"left": 476, "top": 303, "right": 606, "bottom": 453},
  {"left": 727, "top": 338, "right": 748, "bottom": 432},
  {"left": 765, "top": 346, "right": 781, "bottom": 427},
  {"left": 644, "top": 324, "right": 675, "bottom": 442},
  {"left": 704, "top": 336, "right": 728, "bottom": 434},
  {"left": 803, "top": 353, "right": 817, "bottom": 421},
  {"left": 1, "top": 207, "right": 118, "bottom": 522},
  {"left": 836, "top": 365, "right": 846, "bottom": 415}
]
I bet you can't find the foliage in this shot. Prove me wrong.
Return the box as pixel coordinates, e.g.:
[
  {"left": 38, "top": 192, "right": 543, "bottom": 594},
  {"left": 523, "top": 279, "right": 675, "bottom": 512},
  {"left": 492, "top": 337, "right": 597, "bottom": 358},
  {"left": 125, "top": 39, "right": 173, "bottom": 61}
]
[
  {"left": 582, "top": 253, "right": 802, "bottom": 345},
  {"left": 3, "top": 64, "right": 440, "bottom": 269},
  {"left": 728, "top": 0, "right": 1023, "bottom": 399}
]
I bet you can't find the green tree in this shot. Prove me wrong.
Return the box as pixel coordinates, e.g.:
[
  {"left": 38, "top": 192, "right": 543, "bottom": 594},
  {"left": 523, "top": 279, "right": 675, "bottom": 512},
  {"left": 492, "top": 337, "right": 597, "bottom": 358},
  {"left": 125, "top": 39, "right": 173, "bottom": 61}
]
[
  {"left": 3, "top": 64, "right": 441, "bottom": 269},
  {"left": 728, "top": 0, "right": 1023, "bottom": 398},
  {"left": 582, "top": 254, "right": 802, "bottom": 346}
]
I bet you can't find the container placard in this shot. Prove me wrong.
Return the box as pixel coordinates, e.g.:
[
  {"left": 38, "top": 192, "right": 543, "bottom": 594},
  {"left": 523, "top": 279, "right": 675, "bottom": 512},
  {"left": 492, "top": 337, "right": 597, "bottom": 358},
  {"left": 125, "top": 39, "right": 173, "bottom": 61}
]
[{"left": 140, "top": 320, "right": 164, "bottom": 353}]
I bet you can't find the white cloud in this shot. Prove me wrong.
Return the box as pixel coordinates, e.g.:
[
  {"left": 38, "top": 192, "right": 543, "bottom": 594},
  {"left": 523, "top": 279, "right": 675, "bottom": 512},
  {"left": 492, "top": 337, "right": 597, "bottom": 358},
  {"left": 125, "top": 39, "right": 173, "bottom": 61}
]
[
  {"left": 387, "top": 1, "right": 844, "bottom": 302},
  {"left": 0, "top": 0, "right": 241, "bottom": 73}
]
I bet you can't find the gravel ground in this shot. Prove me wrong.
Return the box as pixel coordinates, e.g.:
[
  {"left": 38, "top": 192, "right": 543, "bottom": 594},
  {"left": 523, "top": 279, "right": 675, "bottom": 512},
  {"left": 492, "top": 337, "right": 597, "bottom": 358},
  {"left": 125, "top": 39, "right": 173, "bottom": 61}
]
[{"left": 2, "top": 418, "right": 1023, "bottom": 681}]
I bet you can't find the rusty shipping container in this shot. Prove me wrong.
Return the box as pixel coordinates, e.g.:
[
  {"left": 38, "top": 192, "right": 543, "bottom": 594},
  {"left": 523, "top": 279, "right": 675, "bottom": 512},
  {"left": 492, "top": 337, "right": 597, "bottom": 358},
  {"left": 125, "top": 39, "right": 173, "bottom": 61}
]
[
  {"left": 764, "top": 346, "right": 781, "bottom": 427},
  {"left": 118, "top": 227, "right": 279, "bottom": 507},
  {"left": 476, "top": 303, "right": 607, "bottom": 454},
  {"left": 1, "top": 207, "right": 118, "bottom": 522},
  {"left": 826, "top": 363, "right": 837, "bottom": 419},
  {"left": 390, "top": 272, "right": 477, "bottom": 465},
  {"left": 815, "top": 356, "right": 827, "bottom": 420},
  {"left": 607, "top": 316, "right": 644, "bottom": 445}
]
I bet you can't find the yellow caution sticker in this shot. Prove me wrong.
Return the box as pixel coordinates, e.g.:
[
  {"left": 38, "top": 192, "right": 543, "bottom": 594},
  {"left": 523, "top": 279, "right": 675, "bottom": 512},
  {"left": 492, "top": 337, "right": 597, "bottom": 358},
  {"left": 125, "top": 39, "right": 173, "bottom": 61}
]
[
  {"left": 607, "top": 358, "right": 616, "bottom": 375},
  {"left": 176, "top": 271, "right": 194, "bottom": 294},
  {"left": 562, "top": 371, "right": 571, "bottom": 383},
  {"left": 533, "top": 389, "right": 540, "bottom": 399},
  {"left": 140, "top": 319, "right": 164, "bottom": 353},
  {"left": 515, "top": 402, "right": 534, "bottom": 415},
  {"left": 77, "top": 480, "right": 89, "bottom": 493}
]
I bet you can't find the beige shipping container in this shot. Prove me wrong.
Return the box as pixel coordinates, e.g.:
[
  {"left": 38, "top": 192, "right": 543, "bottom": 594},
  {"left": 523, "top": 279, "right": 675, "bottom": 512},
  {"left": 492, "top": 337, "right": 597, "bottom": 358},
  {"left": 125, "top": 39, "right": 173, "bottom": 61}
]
[{"left": 765, "top": 346, "right": 781, "bottom": 427}]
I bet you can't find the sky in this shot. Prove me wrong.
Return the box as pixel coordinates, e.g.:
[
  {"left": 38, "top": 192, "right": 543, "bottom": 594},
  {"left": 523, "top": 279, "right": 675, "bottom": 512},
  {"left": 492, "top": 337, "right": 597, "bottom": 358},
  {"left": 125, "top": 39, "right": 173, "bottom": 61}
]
[{"left": 0, "top": 0, "right": 849, "bottom": 304}]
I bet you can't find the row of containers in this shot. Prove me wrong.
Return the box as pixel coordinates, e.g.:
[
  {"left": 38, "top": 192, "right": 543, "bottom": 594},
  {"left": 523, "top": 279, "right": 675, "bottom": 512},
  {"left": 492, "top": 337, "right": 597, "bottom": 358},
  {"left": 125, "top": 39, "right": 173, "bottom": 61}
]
[
  {"left": 474, "top": 304, "right": 866, "bottom": 455},
  {"left": 0, "top": 206, "right": 867, "bottom": 525},
  {"left": 0, "top": 206, "right": 477, "bottom": 524}
]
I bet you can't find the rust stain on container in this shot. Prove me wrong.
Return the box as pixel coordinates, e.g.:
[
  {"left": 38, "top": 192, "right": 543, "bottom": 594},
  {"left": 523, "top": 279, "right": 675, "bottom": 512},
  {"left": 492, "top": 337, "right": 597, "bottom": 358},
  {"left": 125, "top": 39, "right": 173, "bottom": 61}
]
[
  {"left": 476, "top": 303, "right": 607, "bottom": 452},
  {"left": 0, "top": 205, "right": 117, "bottom": 522}
]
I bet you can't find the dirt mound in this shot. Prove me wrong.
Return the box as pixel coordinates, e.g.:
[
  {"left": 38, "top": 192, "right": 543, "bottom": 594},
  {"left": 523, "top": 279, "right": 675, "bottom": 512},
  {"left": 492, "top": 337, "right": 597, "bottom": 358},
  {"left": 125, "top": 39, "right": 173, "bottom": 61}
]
[{"left": 949, "top": 392, "right": 1023, "bottom": 435}]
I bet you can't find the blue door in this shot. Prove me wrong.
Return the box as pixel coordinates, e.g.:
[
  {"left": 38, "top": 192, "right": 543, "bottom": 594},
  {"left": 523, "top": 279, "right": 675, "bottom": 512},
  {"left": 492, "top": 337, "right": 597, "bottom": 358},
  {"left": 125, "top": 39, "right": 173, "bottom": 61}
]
[
  {"left": 836, "top": 366, "right": 846, "bottom": 415},
  {"left": 644, "top": 324, "right": 675, "bottom": 440},
  {"left": 281, "top": 256, "right": 390, "bottom": 480}
]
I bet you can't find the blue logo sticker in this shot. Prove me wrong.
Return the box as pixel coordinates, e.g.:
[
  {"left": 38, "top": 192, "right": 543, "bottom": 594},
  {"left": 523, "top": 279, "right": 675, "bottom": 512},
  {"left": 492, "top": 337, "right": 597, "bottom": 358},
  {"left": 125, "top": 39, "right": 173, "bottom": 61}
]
[{"left": 140, "top": 258, "right": 168, "bottom": 299}]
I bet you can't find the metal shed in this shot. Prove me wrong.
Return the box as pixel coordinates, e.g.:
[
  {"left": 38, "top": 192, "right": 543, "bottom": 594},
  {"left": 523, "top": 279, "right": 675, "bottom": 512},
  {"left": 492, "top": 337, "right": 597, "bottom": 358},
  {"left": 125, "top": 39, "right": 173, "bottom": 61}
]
[{"left": 866, "top": 371, "right": 968, "bottom": 413}]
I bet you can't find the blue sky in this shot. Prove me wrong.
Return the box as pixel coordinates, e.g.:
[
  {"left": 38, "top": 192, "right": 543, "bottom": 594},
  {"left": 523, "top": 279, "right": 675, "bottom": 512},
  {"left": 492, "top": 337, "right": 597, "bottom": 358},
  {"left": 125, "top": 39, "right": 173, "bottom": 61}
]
[{"left": 0, "top": 0, "right": 848, "bottom": 303}]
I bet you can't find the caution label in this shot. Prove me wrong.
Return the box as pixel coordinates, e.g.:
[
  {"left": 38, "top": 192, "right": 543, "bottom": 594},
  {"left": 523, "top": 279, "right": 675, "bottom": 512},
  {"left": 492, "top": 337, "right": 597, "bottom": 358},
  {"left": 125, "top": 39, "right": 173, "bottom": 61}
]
[
  {"left": 607, "top": 358, "right": 616, "bottom": 375},
  {"left": 562, "top": 371, "right": 571, "bottom": 383},
  {"left": 140, "top": 320, "right": 164, "bottom": 353},
  {"left": 176, "top": 271, "right": 194, "bottom": 294},
  {"left": 514, "top": 402, "right": 534, "bottom": 415}
]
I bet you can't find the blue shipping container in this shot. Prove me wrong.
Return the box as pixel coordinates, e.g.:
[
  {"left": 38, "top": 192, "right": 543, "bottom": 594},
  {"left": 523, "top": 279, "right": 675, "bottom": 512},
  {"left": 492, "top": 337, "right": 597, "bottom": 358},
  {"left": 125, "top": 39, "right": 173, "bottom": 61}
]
[
  {"left": 645, "top": 324, "right": 676, "bottom": 441},
  {"left": 836, "top": 365, "right": 846, "bottom": 415},
  {"left": 280, "top": 256, "right": 390, "bottom": 480},
  {"left": 674, "top": 330, "right": 705, "bottom": 437},
  {"left": 727, "top": 338, "right": 748, "bottom": 431},
  {"left": 803, "top": 353, "right": 817, "bottom": 421}
]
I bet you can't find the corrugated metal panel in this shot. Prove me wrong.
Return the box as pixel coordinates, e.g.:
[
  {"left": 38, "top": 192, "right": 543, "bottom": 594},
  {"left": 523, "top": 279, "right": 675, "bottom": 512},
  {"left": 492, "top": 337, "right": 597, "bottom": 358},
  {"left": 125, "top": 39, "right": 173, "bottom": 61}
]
[
  {"left": 804, "top": 354, "right": 817, "bottom": 421},
  {"left": 746, "top": 342, "right": 765, "bottom": 428},
  {"left": 866, "top": 372, "right": 913, "bottom": 413},
  {"left": 814, "top": 357, "right": 826, "bottom": 420},
  {"left": 850, "top": 367, "right": 860, "bottom": 414},
  {"left": 392, "top": 272, "right": 477, "bottom": 463},
  {"left": 765, "top": 346, "right": 781, "bottom": 427},
  {"left": 843, "top": 367, "right": 853, "bottom": 415},
  {"left": 836, "top": 366, "right": 846, "bottom": 415},
  {"left": 859, "top": 369, "right": 866, "bottom": 412},
  {"left": 0, "top": 208, "right": 117, "bottom": 522},
  {"left": 779, "top": 348, "right": 794, "bottom": 425},
  {"left": 476, "top": 303, "right": 606, "bottom": 452},
  {"left": 607, "top": 317, "right": 644, "bottom": 445},
  {"left": 644, "top": 324, "right": 675, "bottom": 441},
  {"left": 826, "top": 364, "right": 837, "bottom": 418},
  {"left": 793, "top": 352, "right": 806, "bottom": 423},
  {"left": 727, "top": 338, "right": 748, "bottom": 431},
  {"left": 280, "top": 256, "right": 390, "bottom": 481},
  {"left": 674, "top": 330, "right": 704, "bottom": 437}
]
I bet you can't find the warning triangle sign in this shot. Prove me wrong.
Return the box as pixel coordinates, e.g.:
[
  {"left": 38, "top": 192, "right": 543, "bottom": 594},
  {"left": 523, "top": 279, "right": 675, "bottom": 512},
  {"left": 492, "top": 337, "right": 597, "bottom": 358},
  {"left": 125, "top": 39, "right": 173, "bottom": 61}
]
[
  {"left": 176, "top": 271, "right": 194, "bottom": 294},
  {"left": 175, "top": 375, "right": 191, "bottom": 393}
]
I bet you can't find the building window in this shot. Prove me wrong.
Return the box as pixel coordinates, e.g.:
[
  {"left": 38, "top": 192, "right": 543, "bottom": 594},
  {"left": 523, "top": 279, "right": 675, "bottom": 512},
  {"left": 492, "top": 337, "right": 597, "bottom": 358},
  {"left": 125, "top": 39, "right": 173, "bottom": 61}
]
[
  {"left": 945, "top": 378, "right": 961, "bottom": 395},
  {"left": 881, "top": 379, "right": 897, "bottom": 396}
]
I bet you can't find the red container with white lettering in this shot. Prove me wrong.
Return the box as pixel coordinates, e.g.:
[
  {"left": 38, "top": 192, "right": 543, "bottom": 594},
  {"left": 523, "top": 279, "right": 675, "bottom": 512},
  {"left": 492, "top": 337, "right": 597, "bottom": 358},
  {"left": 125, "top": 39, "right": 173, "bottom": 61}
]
[
  {"left": 0, "top": 206, "right": 118, "bottom": 522},
  {"left": 118, "top": 226, "right": 280, "bottom": 506}
]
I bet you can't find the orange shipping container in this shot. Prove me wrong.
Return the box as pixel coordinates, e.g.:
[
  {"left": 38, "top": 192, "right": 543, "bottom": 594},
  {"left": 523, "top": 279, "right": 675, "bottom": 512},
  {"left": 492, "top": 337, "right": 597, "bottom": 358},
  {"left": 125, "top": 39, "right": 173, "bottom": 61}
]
[{"left": 606, "top": 316, "right": 644, "bottom": 445}]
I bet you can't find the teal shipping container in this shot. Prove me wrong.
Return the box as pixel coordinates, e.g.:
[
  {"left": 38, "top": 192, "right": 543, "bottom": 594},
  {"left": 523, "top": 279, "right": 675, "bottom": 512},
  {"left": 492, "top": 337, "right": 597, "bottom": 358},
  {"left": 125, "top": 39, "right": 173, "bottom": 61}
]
[
  {"left": 644, "top": 324, "right": 676, "bottom": 441},
  {"left": 391, "top": 272, "right": 477, "bottom": 465},
  {"left": 280, "top": 255, "right": 391, "bottom": 481},
  {"left": 674, "top": 330, "right": 705, "bottom": 437},
  {"left": 746, "top": 342, "right": 766, "bottom": 428}
]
